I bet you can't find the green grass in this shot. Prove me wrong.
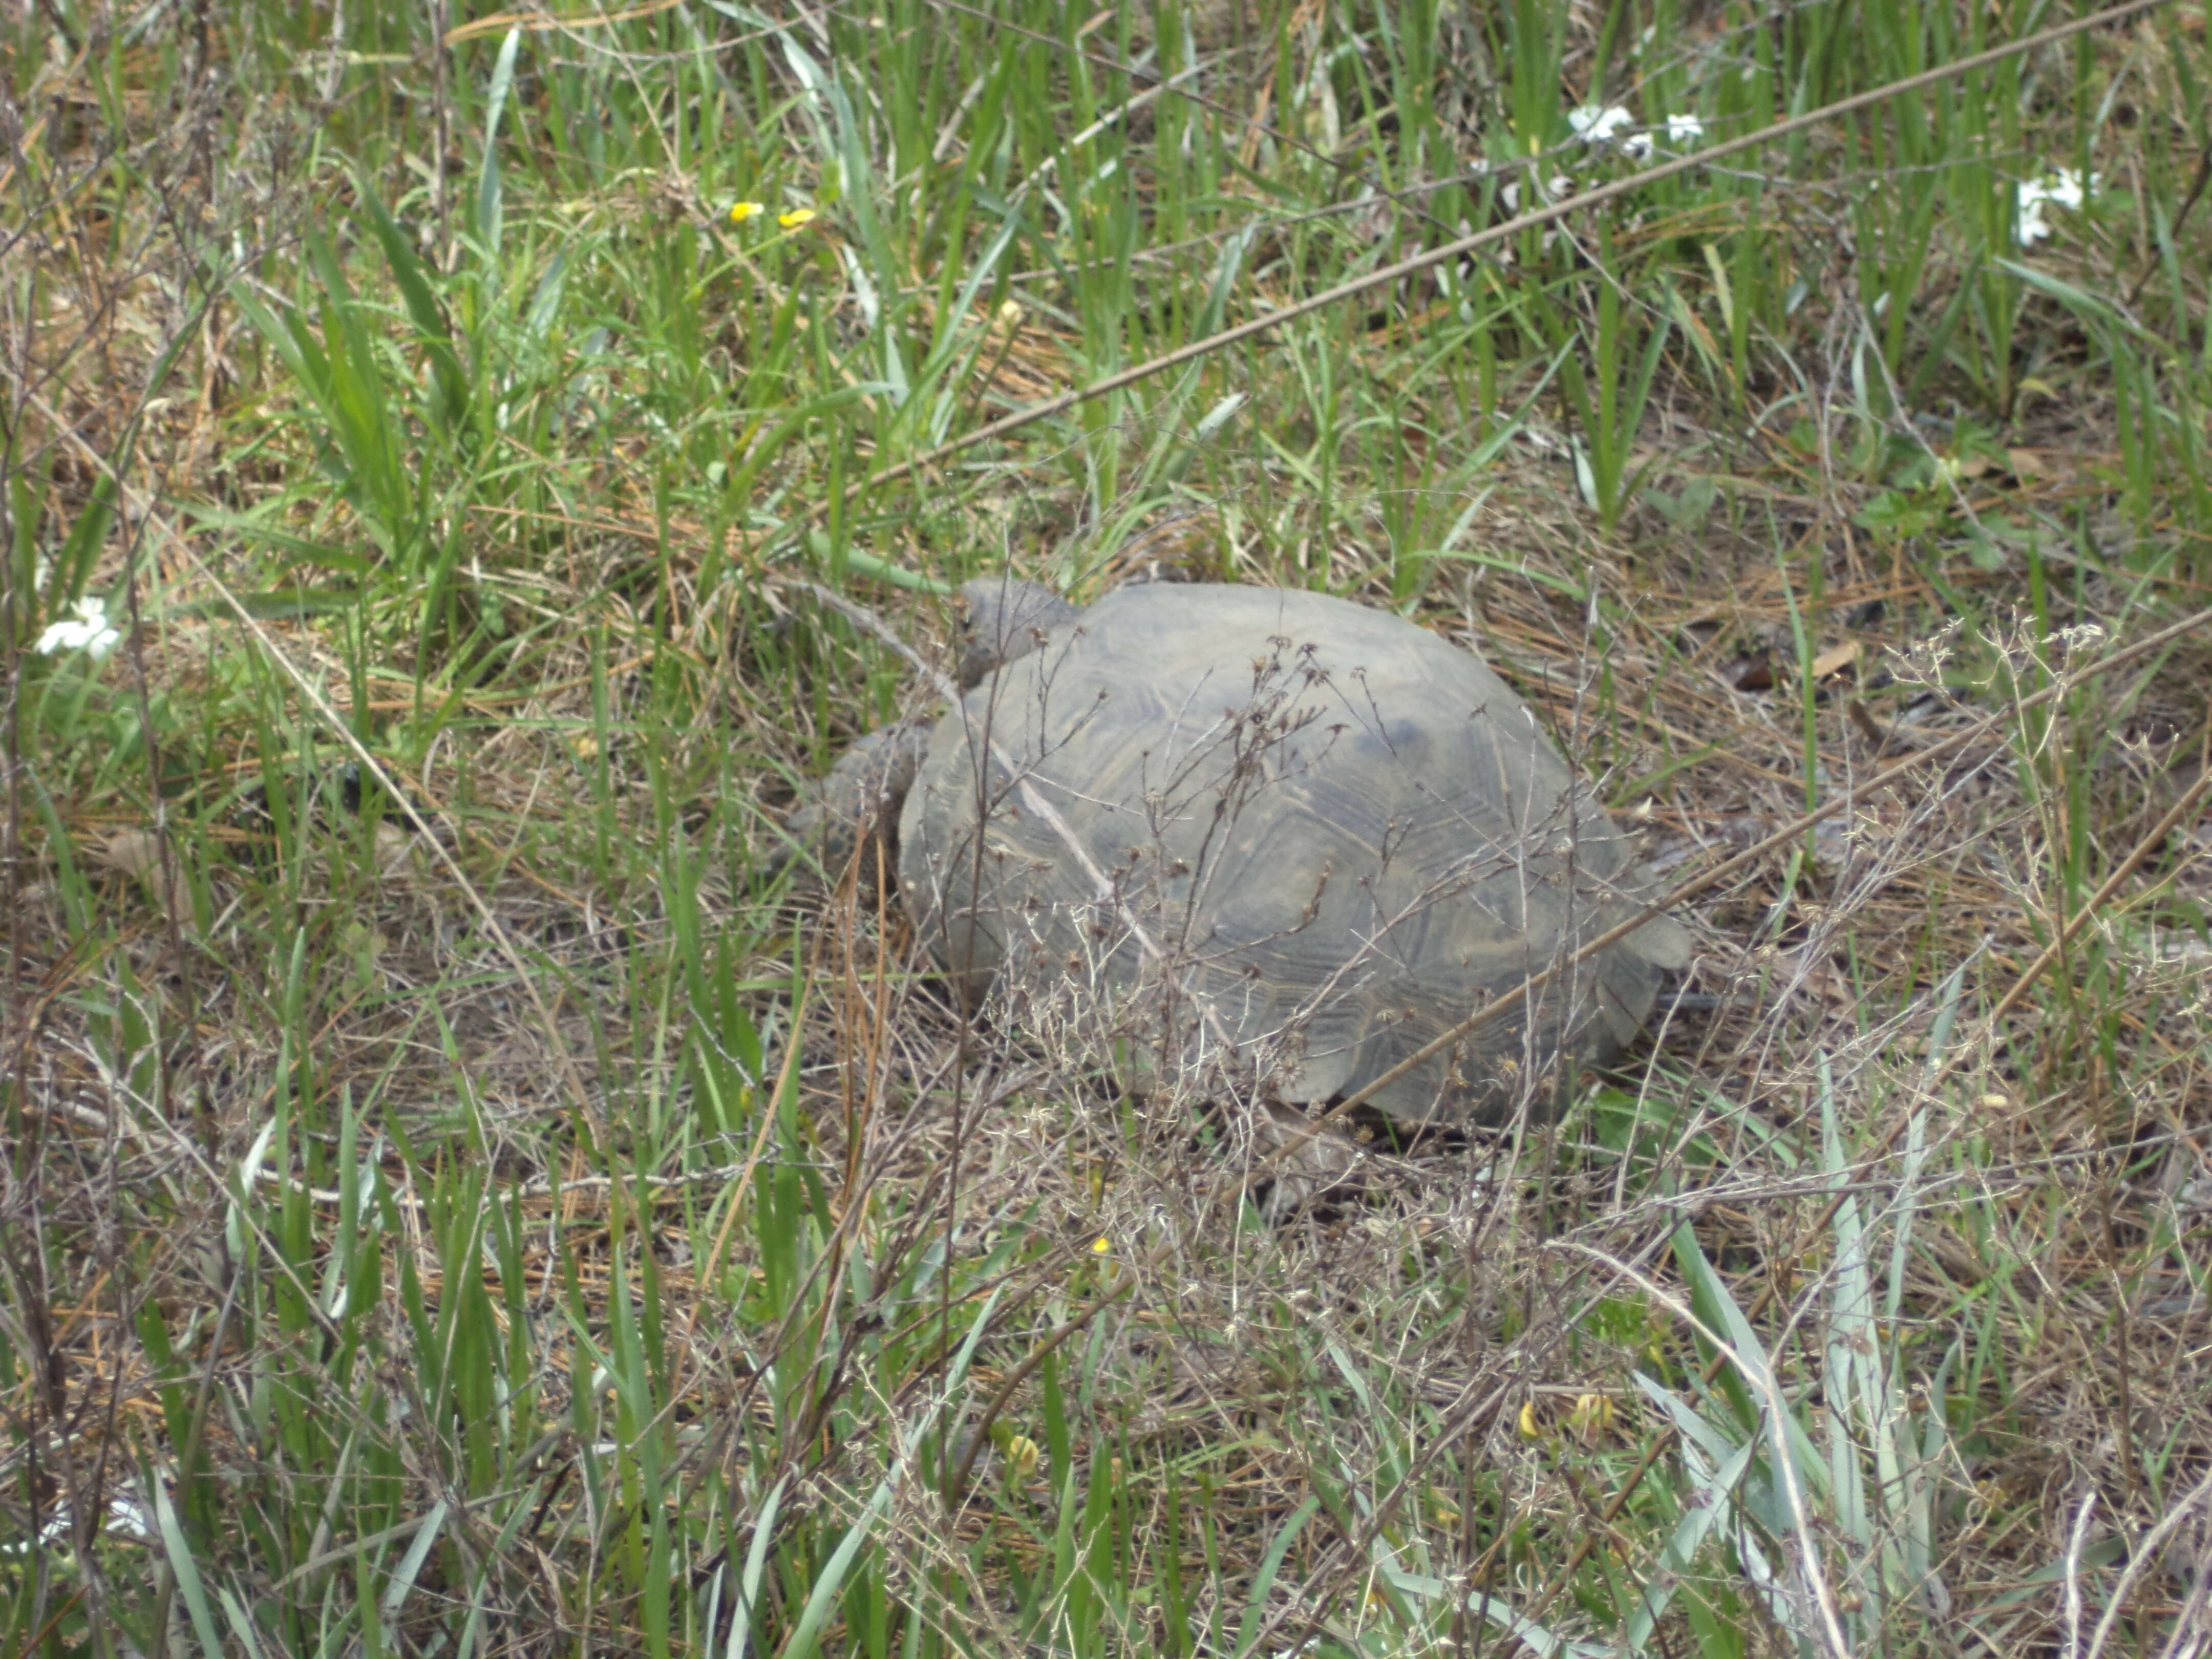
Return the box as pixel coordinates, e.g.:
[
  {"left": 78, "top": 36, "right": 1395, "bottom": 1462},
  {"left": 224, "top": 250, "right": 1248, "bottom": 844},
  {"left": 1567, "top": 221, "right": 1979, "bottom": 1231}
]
[{"left": 5, "top": 0, "right": 2211, "bottom": 1654}]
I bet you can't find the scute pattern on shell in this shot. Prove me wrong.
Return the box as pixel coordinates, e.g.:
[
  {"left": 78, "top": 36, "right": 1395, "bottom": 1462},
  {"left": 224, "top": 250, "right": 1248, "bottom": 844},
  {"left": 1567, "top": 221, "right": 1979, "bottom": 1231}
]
[{"left": 898, "top": 584, "right": 1687, "bottom": 1126}]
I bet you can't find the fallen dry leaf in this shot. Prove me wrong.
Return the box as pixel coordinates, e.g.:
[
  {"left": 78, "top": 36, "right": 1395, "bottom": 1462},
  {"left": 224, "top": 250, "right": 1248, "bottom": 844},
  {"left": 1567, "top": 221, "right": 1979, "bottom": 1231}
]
[
  {"left": 374, "top": 821, "right": 418, "bottom": 880},
  {"left": 1724, "top": 652, "right": 1773, "bottom": 691},
  {"left": 92, "top": 827, "right": 168, "bottom": 880},
  {"left": 1812, "top": 640, "right": 1861, "bottom": 680}
]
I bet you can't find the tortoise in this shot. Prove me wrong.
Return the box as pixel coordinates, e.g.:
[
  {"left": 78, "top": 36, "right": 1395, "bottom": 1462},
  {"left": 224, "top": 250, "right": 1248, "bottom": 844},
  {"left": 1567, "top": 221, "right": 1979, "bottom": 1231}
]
[{"left": 780, "top": 577, "right": 1691, "bottom": 1126}]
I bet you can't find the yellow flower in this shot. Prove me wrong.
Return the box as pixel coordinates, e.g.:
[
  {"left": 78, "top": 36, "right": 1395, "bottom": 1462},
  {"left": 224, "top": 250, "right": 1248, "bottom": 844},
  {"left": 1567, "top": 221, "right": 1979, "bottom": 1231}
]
[
  {"left": 778, "top": 207, "right": 816, "bottom": 229},
  {"left": 728, "top": 200, "right": 764, "bottom": 224},
  {"left": 1091, "top": 1237, "right": 1111, "bottom": 1255},
  {"left": 1517, "top": 1400, "right": 1545, "bottom": 1442},
  {"left": 1566, "top": 1393, "right": 1616, "bottom": 1443}
]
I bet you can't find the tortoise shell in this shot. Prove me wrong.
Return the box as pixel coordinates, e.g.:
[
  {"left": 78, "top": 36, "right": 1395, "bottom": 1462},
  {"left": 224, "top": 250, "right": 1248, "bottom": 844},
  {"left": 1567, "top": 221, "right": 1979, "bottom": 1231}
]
[{"left": 897, "top": 583, "right": 1687, "bottom": 1125}]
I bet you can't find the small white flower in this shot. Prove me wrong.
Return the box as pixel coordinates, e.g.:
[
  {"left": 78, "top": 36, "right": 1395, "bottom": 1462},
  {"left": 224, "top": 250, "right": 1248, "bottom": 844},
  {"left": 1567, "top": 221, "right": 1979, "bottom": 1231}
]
[
  {"left": 1622, "top": 131, "right": 1655, "bottom": 162},
  {"left": 1667, "top": 113, "right": 1705, "bottom": 145},
  {"left": 36, "top": 597, "right": 120, "bottom": 662},
  {"left": 1569, "top": 104, "right": 1633, "bottom": 145},
  {"left": 2016, "top": 167, "right": 2097, "bottom": 245},
  {"left": 2043, "top": 167, "right": 2093, "bottom": 210}
]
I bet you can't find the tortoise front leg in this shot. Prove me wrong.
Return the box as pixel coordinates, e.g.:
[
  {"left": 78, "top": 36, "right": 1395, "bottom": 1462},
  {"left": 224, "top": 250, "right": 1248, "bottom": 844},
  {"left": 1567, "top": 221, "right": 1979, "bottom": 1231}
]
[{"left": 771, "top": 718, "right": 934, "bottom": 886}]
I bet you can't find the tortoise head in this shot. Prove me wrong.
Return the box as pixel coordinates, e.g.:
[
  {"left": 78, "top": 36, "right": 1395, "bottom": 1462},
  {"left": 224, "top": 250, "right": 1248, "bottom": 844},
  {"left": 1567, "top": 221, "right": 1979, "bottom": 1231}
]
[{"left": 956, "top": 577, "right": 1080, "bottom": 690}]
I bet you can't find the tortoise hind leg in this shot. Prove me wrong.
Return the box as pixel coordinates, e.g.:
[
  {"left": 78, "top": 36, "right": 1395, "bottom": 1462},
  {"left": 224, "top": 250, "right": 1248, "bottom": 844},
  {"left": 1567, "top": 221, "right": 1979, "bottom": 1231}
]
[{"left": 771, "top": 718, "right": 933, "bottom": 888}]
